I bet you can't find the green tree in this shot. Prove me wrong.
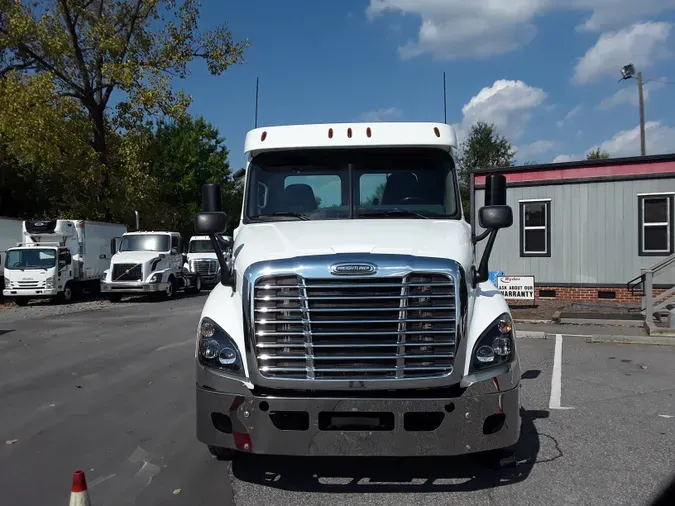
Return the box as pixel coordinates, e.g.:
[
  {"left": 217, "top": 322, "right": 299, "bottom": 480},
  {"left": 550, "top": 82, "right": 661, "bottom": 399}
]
[
  {"left": 0, "top": 0, "right": 249, "bottom": 218},
  {"left": 586, "top": 148, "right": 611, "bottom": 160},
  {"left": 456, "top": 122, "right": 515, "bottom": 221},
  {"left": 146, "top": 115, "right": 240, "bottom": 237}
]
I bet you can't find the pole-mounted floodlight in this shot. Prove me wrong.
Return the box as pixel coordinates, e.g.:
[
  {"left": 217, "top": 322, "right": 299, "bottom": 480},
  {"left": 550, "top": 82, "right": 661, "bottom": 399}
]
[{"left": 620, "top": 63, "right": 635, "bottom": 80}]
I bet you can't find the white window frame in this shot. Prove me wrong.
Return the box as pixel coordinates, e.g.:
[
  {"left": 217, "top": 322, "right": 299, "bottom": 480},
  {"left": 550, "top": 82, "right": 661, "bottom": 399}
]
[
  {"left": 520, "top": 198, "right": 551, "bottom": 257},
  {"left": 638, "top": 192, "right": 674, "bottom": 256}
]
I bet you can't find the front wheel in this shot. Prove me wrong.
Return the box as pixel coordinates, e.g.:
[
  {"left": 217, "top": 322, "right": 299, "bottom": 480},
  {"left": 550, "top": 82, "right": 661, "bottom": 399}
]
[
  {"left": 164, "top": 277, "right": 177, "bottom": 300},
  {"left": 187, "top": 275, "right": 202, "bottom": 294},
  {"left": 56, "top": 283, "right": 73, "bottom": 304},
  {"left": 207, "top": 445, "right": 236, "bottom": 461}
]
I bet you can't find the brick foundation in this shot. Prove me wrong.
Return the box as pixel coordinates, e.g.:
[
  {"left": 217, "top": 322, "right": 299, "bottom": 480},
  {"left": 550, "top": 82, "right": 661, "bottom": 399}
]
[{"left": 513, "top": 285, "right": 671, "bottom": 303}]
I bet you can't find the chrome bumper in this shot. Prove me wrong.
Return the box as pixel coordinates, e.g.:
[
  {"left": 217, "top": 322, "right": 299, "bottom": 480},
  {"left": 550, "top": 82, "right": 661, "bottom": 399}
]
[
  {"left": 3, "top": 288, "right": 58, "bottom": 297},
  {"left": 101, "top": 281, "right": 168, "bottom": 293},
  {"left": 196, "top": 369, "right": 521, "bottom": 457}
]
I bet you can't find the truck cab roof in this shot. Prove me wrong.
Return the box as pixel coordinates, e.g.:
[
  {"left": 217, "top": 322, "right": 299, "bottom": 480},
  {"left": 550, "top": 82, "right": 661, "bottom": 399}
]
[
  {"left": 123, "top": 231, "right": 180, "bottom": 237},
  {"left": 244, "top": 122, "right": 458, "bottom": 156}
]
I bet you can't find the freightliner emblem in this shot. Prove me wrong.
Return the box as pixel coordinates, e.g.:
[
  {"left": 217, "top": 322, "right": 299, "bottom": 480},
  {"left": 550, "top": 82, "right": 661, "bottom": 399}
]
[{"left": 330, "top": 263, "right": 377, "bottom": 276}]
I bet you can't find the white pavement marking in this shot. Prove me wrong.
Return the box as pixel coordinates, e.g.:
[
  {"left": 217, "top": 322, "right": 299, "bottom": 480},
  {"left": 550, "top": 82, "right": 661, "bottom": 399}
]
[{"left": 549, "top": 334, "right": 574, "bottom": 410}]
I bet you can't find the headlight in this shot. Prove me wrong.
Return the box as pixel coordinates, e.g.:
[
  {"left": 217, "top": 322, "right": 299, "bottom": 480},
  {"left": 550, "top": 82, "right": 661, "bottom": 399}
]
[
  {"left": 45, "top": 276, "right": 55, "bottom": 288},
  {"left": 469, "top": 312, "right": 515, "bottom": 373},
  {"left": 100, "top": 272, "right": 107, "bottom": 281},
  {"left": 149, "top": 272, "right": 162, "bottom": 283},
  {"left": 197, "top": 317, "right": 243, "bottom": 375}
]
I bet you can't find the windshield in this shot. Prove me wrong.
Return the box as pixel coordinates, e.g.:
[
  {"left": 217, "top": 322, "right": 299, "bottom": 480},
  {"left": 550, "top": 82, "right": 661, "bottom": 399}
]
[
  {"left": 189, "top": 240, "right": 214, "bottom": 253},
  {"left": 5, "top": 248, "right": 56, "bottom": 269},
  {"left": 119, "top": 234, "right": 170, "bottom": 252},
  {"left": 245, "top": 147, "right": 460, "bottom": 222}
]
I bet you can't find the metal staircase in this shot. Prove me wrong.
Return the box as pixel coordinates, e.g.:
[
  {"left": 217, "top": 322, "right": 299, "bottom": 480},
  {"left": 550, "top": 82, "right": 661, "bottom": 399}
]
[{"left": 627, "top": 252, "right": 675, "bottom": 323}]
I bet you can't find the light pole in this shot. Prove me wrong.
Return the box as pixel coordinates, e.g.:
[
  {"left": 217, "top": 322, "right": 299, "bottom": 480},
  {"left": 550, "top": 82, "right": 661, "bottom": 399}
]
[{"left": 619, "top": 63, "right": 646, "bottom": 156}]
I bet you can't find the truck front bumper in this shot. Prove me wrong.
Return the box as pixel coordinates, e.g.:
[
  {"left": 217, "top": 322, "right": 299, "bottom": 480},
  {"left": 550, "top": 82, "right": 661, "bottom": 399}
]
[
  {"left": 101, "top": 281, "right": 168, "bottom": 293},
  {"left": 3, "top": 288, "right": 58, "bottom": 298},
  {"left": 196, "top": 369, "right": 521, "bottom": 457}
]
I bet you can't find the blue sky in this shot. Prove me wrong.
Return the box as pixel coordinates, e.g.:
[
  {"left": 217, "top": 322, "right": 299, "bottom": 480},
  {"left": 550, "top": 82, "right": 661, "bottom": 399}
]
[{"left": 175, "top": 1, "right": 675, "bottom": 173}]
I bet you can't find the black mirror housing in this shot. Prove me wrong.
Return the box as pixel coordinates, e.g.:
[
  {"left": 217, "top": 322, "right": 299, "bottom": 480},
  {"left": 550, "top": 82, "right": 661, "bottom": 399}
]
[
  {"left": 478, "top": 205, "right": 513, "bottom": 230},
  {"left": 484, "top": 173, "right": 507, "bottom": 206},
  {"left": 195, "top": 212, "right": 229, "bottom": 235}
]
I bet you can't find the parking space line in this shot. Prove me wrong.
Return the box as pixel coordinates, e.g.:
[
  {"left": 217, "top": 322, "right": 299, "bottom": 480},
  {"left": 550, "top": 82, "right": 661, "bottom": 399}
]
[{"left": 549, "top": 334, "right": 574, "bottom": 410}]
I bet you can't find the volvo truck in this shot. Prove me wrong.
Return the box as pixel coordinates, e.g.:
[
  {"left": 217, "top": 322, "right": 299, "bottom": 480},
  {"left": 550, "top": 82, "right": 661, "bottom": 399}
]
[
  {"left": 101, "top": 230, "right": 202, "bottom": 301},
  {"left": 193, "top": 122, "right": 520, "bottom": 467},
  {"left": 184, "top": 235, "right": 232, "bottom": 288},
  {"left": 3, "top": 219, "right": 127, "bottom": 305}
]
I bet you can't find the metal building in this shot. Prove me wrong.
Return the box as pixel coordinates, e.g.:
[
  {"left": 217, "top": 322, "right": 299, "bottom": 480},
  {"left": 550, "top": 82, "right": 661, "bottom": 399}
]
[{"left": 471, "top": 154, "right": 675, "bottom": 306}]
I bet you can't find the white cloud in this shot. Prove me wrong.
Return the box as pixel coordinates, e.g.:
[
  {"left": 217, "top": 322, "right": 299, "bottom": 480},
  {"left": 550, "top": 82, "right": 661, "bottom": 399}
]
[
  {"left": 515, "top": 140, "right": 558, "bottom": 161},
  {"left": 592, "top": 121, "right": 675, "bottom": 157},
  {"left": 597, "top": 78, "right": 666, "bottom": 109},
  {"left": 552, "top": 154, "right": 576, "bottom": 163},
  {"left": 365, "top": 1, "right": 675, "bottom": 60},
  {"left": 556, "top": 104, "right": 583, "bottom": 127},
  {"left": 358, "top": 107, "right": 403, "bottom": 122},
  {"left": 573, "top": 22, "right": 672, "bottom": 84},
  {"left": 454, "top": 79, "right": 547, "bottom": 142}
]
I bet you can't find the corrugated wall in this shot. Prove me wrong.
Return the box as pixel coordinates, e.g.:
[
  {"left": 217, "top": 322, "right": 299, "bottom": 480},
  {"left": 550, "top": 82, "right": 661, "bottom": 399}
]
[{"left": 474, "top": 178, "right": 675, "bottom": 284}]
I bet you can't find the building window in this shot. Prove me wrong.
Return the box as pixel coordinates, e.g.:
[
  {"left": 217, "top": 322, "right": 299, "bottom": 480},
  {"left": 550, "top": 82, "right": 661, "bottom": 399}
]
[
  {"left": 638, "top": 194, "right": 674, "bottom": 256},
  {"left": 520, "top": 200, "right": 551, "bottom": 257}
]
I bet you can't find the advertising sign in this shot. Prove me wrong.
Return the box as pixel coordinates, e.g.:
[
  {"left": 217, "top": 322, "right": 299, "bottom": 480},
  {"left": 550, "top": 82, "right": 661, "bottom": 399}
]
[{"left": 497, "top": 275, "right": 535, "bottom": 301}]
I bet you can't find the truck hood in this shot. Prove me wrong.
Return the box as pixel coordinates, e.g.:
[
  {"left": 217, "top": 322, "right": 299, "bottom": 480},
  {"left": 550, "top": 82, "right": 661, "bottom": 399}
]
[
  {"left": 111, "top": 251, "right": 163, "bottom": 264},
  {"left": 233, "top": 219, "right": 474, "bottom": 273}
]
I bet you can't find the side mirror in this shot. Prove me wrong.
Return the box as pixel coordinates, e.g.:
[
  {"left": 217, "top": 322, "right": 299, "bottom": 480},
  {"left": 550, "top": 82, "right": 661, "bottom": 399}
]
[
  {"left": 472, "top": 174, "right": 512, "bottom": 288},
  {"left": 171, "top": 247, "right": 179, "bottom": 255},
  {"left": 197, "top": 183, "right": 234, "bottom": 289},
  {"left": 478, "top": 205, "right": 513, "bottom": 230},
  {"left": 194, "top": 212, "right": 228, "bottom": 235}
]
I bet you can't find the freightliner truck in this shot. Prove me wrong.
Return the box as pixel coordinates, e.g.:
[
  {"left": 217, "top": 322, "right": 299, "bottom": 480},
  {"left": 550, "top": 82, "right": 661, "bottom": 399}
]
[{"left": 193, "top": 122, "right": 520, "bottom": 467}]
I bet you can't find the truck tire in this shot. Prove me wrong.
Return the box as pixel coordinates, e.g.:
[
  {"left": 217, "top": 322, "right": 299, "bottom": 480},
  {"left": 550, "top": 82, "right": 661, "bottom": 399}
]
[
  {"left": 165, "top": 277, "right": 177, "bottom": 300},
  {"left": 187, "top": 275, "right": 202, "bottom": 295},
  {"left": 14, "top": 298, "right": 29, "bottom": 307},
  {"left": 57, "top": 283, "right": 73, "bottom": 304},
  {"left": 108, "top": 294, "right": 123, "bottom": 303},
  {"left": 207, "top": 445, "right": 235, "bottom": 461}
]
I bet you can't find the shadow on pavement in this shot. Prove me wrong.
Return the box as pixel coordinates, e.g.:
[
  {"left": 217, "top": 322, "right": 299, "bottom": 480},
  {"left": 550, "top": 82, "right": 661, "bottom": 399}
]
[{"left": 231, "top": 406, "right": 549, "bottom": 493}]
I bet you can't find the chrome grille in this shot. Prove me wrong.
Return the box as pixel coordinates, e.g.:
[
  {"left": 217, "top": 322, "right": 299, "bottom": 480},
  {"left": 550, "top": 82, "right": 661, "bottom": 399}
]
[
  {"left": 112, "top": 263, "right": 142, "bottom": 281},
  {"left": 192, "top": 259, "right": 218, "bottom": 275},
  {"left": 253, "top": 273, "right": 456, "bottom": 380}
]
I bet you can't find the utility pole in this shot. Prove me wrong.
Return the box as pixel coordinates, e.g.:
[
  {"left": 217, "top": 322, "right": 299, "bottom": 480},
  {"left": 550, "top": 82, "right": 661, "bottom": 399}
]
[
  {"left": 443, "top": 72, "right": 447, "bottom": 124},
  {"left": 254, "top": 77, "right": 259, "bottom": 129},
  {"left": 637, "top": 72, "right": 646, "bottom": 156}
]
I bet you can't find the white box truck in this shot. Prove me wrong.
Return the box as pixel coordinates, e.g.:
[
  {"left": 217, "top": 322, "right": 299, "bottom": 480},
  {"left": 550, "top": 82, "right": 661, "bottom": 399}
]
[
  {"left": 0, "top": 217, "right": 24, "bottom": 293},
  {"left": 192, "top": 122, "right": 521, "bottom": 468},
  {"left": 184, "top": 235, "right": 232, "bottom": 287},
  {"left": 101, "top": 230, "right": 202, "bottom": 301},
  {"left": 3, "top": 219, "right": 127, "bottom": 305}
]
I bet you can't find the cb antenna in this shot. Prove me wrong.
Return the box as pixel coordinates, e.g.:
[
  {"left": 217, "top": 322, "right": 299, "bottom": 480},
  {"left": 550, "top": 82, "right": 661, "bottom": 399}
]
[
  {"left": 443, "top": 71, "right": 447, "bottom": 124},
  {"left": 254, "top": 77, "right": 259, "bottom": 128}
]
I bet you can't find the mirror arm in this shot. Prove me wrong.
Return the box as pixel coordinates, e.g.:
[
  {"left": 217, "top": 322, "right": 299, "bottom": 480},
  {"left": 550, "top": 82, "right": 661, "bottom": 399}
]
[
  {"left": 209, "top": 234, "right": 234, "bottom": 290},
  {"left": 471, "top": 228, "right": 499, "bottom": 288},
  {"left": 472, "top": 229, "right": 491, "bottom": 244}
]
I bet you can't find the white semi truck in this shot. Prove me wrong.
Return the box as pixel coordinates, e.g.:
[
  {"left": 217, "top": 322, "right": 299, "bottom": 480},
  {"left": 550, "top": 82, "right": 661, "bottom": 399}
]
[
  {"left": 101, "top": 230, "right": 202, "bottom": 301},
  {"left": 184, "top": 235, "right": 232, "bottom": 288},
  {"left": 193, "top": 122, "right": 520, "bottom": 468},
  {"left": 3, "top": 219, "right": 127, "bottom": 305},
  {"left": 0, "top": 217, "right": 24, "bottom": 293}
]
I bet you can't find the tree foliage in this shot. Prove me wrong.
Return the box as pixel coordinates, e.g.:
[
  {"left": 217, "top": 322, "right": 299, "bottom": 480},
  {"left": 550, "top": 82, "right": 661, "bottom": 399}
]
[
  {"left": 0, "top": 0, "right": 249, "bottom": 218},
  {"left": 456, "top": 122, "right": 515, "bottom": 221},
  {"left": 586, "top": 148, "right": 611, "bottom": 160}
]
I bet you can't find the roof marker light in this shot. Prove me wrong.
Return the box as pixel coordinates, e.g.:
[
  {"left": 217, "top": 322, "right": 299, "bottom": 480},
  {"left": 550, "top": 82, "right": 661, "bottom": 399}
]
[
  {"left": 328, "top": 128, "right": 334, "bottom": 139},
  {"left": 366, "top": 127, "right": 372, "bottom": 138},
  {"left": 261, "top": 131, "right": 267, "bottom": 141},
  {"left": 434, "top": 127, "right": 440, "bottom": 138},
  {"left": 347, "top": 127, "right": 352, "bottom": 138}
]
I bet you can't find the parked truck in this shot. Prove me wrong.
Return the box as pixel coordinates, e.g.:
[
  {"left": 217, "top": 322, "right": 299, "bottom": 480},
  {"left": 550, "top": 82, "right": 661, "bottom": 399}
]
[
  {"left": 101, "top": 230, "right": 202, "bottom": 301},
  {"left": 0, "top": 217, "right": 24, "bottom": 293},
  {"left": 193, "top": 122, "right": 519, "bottom": 467},
  {"left": 184, "top": 235, "right": 232, "bottom": 288},
  {"left": 3, "top": 219, "right": 127, "bottom": 305}
]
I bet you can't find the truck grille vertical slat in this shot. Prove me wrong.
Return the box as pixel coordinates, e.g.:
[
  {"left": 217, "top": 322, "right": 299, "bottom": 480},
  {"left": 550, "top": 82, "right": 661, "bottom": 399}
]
[{"left": 253, "top": 273, "right": 456, "bottom": 381}]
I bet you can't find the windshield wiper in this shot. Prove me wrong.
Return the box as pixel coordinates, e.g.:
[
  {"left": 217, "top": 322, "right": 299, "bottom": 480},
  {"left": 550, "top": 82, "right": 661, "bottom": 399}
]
[
  {"left": 357, "top": 209, "right": 431, "bottom": 219},
  {"left": 251, "top": 212, "right": 310, "bottom": 221}
]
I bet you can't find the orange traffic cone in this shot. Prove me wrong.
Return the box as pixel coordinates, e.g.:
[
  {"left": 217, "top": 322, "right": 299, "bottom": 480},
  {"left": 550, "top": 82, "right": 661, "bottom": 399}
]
[{"left": 69, "top": 470, "right": 91, "bottom": 506}]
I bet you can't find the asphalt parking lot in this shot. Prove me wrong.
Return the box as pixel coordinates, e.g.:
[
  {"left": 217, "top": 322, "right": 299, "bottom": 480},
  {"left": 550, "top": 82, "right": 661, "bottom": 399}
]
[{"left": 0, "top": 296, "right": 674, "bottom": 505}]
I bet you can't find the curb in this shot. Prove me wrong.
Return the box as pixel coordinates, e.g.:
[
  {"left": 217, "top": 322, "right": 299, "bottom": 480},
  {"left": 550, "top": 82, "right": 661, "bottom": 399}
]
[
  {"left": 515, "top": 330, "right": 675, "bottom": 346},
  {"left": 513, "top": 319, "right": 552, "bottom": 324}
]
